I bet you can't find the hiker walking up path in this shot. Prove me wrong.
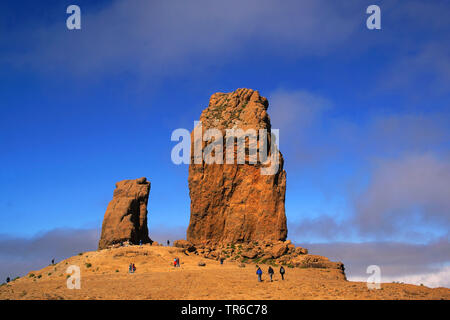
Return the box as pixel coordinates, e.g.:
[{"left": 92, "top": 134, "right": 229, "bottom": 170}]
[
  {"left": 268, "top": 266, "right": 274, "bottom": 282},
  {"left": 280, "top": 266, "right": 285, "bottom": 280},
  {"left": 256, "top": 266, "right": 263, "bottom": 282}
]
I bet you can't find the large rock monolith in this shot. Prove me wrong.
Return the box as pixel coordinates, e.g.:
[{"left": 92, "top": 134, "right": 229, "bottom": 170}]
[
  {"left": 98, "top": 177, "right": 152, "bottom": 249},
  {"left": 187, "top": 88, "right": 287, "bottom": 245}
]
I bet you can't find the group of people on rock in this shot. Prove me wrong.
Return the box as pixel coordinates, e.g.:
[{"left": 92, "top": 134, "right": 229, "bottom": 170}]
[{"left": 256, "top": 265, "right": 285, "bottom": 282}]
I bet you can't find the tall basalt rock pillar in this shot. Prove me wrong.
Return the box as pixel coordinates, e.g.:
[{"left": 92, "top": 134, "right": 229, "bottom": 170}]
[
  {"left": 98, "top": 177, "right": 152, "bottom": 249},
  {"left": 187, "top": 88, "right": 288, "bottom": 245}
]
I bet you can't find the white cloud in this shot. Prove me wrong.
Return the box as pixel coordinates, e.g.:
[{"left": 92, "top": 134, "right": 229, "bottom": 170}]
[
  {"left": 269, "top": 89, "right": 332, "bottom": 133},
  {"left": 302, "top": 238, "right": 450, "bottom": 288},
  {"left": 348, "top": 266, "right": 450, "bottom": 289},
  {"left": 2, "top": 0, "right": 360, "bottom": 77},
  {"left": 354, "top": 153, "right": 450, "bottom": 239}
]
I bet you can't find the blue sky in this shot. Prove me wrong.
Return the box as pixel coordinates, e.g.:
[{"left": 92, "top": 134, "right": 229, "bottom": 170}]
[{"left": 0, "top": 0, "right": 449, "bottom": 286}]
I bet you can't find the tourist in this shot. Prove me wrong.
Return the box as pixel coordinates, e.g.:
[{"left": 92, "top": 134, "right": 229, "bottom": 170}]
[
  {"left": 167, "top": 240, "right": 170, "bottom": 246},
  {"left": 279, "top": 266, "right": 285, "bottom": 280},
  {"left": 177, "top": 257, "right": 180, "bottom": 267},
  {"left": 129, "top": 263, "right": 133, "bottom": 273},
  {"left": 6, "top": 277, "right": 10, "bottom": 283},
  {"left": 220, "top": 257, "right": 224, "bottom": 265},
  {"left": 173, "top": 258, "right": 177, "bottom": 267},
  {"left": 268, "top": 266, "right": 274, "bottom": 282},
  {"left": 256, "top": 266, "right": 263, "bottom": 282},
  {"left": 139, "top": 240, "right": 142, "bottom": 246},
  {"left": 132, "top": 263, "right": 136, "bottom": 273}
]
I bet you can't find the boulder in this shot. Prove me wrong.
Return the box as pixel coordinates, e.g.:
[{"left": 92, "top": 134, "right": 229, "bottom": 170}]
[
  {"left": 295, "top": 247, "right": 308, "bottom": 255},
  {"left": 269, "top": 242, "right": 288, "bottom": 258},
  {"left": 242, "top": 249, "right": 259, "bottom": 259},
  {"left": 173, "top": 240, "right": 196, "bottom": 252}
]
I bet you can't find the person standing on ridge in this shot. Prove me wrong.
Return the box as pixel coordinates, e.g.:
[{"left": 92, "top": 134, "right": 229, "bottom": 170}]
[
  {"left": 279, "top": 266, "right": 286, "bottom": 280},
  {"left": 268, "top": 266, "right": 274, "bottom": 282},
  {"left": 167, "top": 240, "right": 170, "bottom": 246},
  {"left": 256, "top": 266, "right": 263, "bottom": 282}
]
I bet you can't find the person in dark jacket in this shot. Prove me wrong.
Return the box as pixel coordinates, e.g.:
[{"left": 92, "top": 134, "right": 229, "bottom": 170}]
[
  {"left": 6, "top": 277, "right": 10, "bottom": 283},
  {"left": 268, "top": 266, "right": 274, "bottom": 282},
  {"left": 256, "top": 266, "right": 263, "bottom": 282},
  {"left": 279, "top": 266, "right": 286, "bottom": 280}
]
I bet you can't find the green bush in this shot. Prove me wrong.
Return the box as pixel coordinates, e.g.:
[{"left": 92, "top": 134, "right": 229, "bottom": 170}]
[
  {"left": 37, "top": 275, "right": 42, "bottom": 279},
  {"left": 29, "top": 273, "right": 35, "bottom": 278},
  {"left": 85, "top": 263, "right": 92, "bottom": 268}
]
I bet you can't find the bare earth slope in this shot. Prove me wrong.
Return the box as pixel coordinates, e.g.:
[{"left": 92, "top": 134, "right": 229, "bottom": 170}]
[{"left": 1, "top": 245, "right": 449, "bottom": 300}]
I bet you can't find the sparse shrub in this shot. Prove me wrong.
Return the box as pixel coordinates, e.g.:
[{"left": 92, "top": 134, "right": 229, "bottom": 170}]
[
  {"left": 13, "top": 277, "right": 19, "bottom": 281},
  {"left": 287, "top": 264, "right": 294, "bottom": 268},
  {"left": 66, "top": 275, "right": 70, "bottom": 279},
  {"left": 78, "top": 253, "right": 83, "bottom": 256},
  {"left": 85, "top": 263, "right": 92, "bottom": 268},
  {"left": 48, "top": 273, "right": 52, "bottom": 276},
  {"left": 115, "top": 270, "right": 119, "bottom": 273},
  {"left": 230, "top": 244, "right": 235, "bottom": 250},
  {"left": 37, "top": 275, "right": 42, "bottom": 279},
  {"left": 29, "top": 273, "right": 35, "bottom": 278}
]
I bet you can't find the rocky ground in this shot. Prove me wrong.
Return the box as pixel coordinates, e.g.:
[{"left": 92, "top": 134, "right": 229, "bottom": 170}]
[{"left": 1, "top": 245, "right": 449, "bottom": 300}]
